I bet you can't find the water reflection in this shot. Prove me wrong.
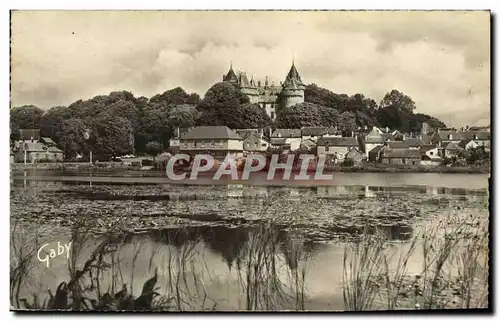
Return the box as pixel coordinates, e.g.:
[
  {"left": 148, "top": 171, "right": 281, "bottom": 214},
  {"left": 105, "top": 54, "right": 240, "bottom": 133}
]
[{"left": 13, "top": 179, "right": 487, "bottom": 198}]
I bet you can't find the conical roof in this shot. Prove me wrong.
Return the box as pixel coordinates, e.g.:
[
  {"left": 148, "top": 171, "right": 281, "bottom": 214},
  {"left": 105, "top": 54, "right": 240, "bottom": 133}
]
[
  {"left": 239, "top": 72, "right": 251, "bottom": 87},
  {"left": 285, "top": 63, "right": 303, "bottom": 83},
  {"left": 283, "top": 62, "right": 304, "bottom": 88},
  {"left": 224, "top": 67, "right": 238, "bottom": 83}
]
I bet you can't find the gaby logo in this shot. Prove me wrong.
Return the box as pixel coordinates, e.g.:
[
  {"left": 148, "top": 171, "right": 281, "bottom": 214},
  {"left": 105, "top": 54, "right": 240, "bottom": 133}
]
[
  {"left": 37, "top": 241, "right": 72, "bottom": 268},
  {"left": 165, "top": 153, "right": 333, "bottom": 181}
]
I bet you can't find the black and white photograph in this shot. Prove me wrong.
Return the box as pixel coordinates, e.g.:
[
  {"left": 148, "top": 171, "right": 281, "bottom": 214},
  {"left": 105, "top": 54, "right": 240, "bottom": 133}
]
[{"left": 9, "top": 9, "right": 491, "bottom": 312}]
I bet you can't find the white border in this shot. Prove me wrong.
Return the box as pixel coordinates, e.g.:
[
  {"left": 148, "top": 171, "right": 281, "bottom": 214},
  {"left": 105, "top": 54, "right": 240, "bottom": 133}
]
[{"left": 1, "top": 1, "right": 497, "bottom": 320}]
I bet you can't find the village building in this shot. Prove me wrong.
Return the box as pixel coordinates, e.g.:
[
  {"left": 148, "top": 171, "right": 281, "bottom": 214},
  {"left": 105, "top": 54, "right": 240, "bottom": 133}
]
[
  {"left": 381, "top": 148, "right": 421, "bottom": 165},
  {"left": 169, "top": 127, "right": 191, "bottom": 153},
  {"left": 345, "top": 147, "right": 366, "bottom": 164},
  {"left": 419, "top": 145, "right": 442, "bottom": 166},
  {"left": 179, "top": 126, "right": 243, "bottom": 159},
  {"left": 440, "top": 142, "right": 464, "bottom": 158},
  {"left": 458, "top": 139, "right": 481, "bottom": 151},
  {"left": 368, "top": 145, "right": 384, "bottom": 163},
  {"left": 239, "top": 131, "right": 269, "bottom": 153},
  {"left": 14, "top": 142, "right": 64, "bottom": 163},
  {"left": 223, "top": 61, "right": 305, "bottom": 121},
  {"left": 316, "top": 137, "right": 360, "bottom": 162},
  {"left": 430, "top": 130, "right": 490, "bottom": 149},
  {"left": 363, "top": 126, "right": 393, "bottom": 157},
  {"left": 386, "top": 137, "right": 424, "bottom": 149},
  {"left": 270, "top": 129, "right": 302, "bottom": 151},
  {"left": 299, "top": 138, "right": 317, "bottom": 152},
  {"left": 40, "top": 137, "right": 56, "bottom": 147},
  {"left": 300, "top": 127, "right": 341, "bottom": 142}
]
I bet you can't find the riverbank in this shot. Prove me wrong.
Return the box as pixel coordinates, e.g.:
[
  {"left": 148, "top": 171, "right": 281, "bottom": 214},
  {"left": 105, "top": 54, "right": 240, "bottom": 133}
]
[{"left": 11, "top": 162, "right": 490, "bottom": 174}]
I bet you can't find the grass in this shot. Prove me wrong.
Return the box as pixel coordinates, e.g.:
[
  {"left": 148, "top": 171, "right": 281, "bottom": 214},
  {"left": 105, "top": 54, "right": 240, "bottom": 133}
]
[{"left": 341, "top": 206, "right": 489, "bottom": 311}]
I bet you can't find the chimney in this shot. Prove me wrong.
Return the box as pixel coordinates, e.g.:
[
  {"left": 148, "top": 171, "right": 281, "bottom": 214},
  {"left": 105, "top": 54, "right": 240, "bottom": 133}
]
[
  {"left": 448, "top": 134, "right": 453, "bottom": 140},
  {"left": 402, "top": 134, "right": 406, "bottom": 141},
  {"left": 385, "top": 126, "right": 389, "bottom": 133}
]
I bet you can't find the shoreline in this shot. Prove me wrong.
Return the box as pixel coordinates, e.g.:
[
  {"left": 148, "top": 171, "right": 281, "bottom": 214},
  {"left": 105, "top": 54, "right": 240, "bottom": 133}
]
[{"left": 11, "top": 163, "right": 491, "bottom": 175}]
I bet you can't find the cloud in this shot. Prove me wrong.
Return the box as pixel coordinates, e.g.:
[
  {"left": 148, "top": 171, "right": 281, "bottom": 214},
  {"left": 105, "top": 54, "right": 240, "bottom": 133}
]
[{"left": 10, "top": 10, "right": 490, "bottom": 127}]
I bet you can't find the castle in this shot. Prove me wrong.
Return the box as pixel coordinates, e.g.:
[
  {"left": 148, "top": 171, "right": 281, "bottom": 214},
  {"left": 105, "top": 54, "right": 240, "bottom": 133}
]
[{"left": 222, "top": 61, "right": 305, "bottom": 121}]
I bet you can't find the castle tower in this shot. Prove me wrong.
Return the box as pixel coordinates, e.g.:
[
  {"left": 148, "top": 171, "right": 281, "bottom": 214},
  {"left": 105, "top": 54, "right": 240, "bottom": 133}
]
[
  {"left": 280, "top": 61, "right": 305, "bottom": 109},
  {"left": 222, "top": 62, "right": 239, "bottom": 87},
  {"left": 238, "top": 72, "right": 259, "bottom": 104}
]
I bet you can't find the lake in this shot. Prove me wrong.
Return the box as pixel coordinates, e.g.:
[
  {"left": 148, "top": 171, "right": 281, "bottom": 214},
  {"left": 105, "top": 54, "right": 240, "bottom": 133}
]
[{"left": 10, "top": 172, "right": 490, "bottom": 311}]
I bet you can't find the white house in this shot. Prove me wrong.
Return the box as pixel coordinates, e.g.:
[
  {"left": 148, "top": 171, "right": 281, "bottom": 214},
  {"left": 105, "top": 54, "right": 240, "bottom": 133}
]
[
  {"left": 419, "top": 145, "right": 442, "bottom": 166},
  {"left": 271, "top": 129, "right": 302, "bottom": 151}
]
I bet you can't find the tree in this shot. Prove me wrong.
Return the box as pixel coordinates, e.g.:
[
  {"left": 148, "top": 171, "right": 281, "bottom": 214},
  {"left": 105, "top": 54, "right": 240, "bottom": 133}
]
[
  {"left": 145, "top": 141, "right": 163, "bottom": 159},
  {"left": 380, "top": 89, "right": 416, "bottom": 113},
  {"left": 40, "top": 106, "right": 71, "bottom": 142},
  {"left": 103, "top": 100, "right": 140, "bottom": 132},
  {"left": 167, "top": 104, "right": 199, "bottom": 129},
  {"left": 276, "top": 102, "right": 343, "bottom": 128},
  {"left": 92, "top": 115, "right": 134, "bottom": 158},
  {"left": 237, "top": 103, "right": 272, "bottom": 128},
  {"left": 138, "top": 103, "right": 171, "bottom": 149},
  {"left": 150, "top": 87, "right": 200, "bottom": 106},
  {"left": 275, "top": 102, "right": 324, "bottom": 128},
  {"left": 10, "top": 122, "right": 20, "bottom": 142},
  {"left": 196, "top": 82, "right": 245, "bottom": 128},
  {"left": 304, "top": 84, "right": 349, "bottom": 111},
  {"left": 10, "top": 105, "right": 44, "bottom": 130},
  {"left": 338, "top": 112, "right": 357, "bottom": 136},
  {"left": 58, "top": 118, "right": 91, "bottom": 159}
]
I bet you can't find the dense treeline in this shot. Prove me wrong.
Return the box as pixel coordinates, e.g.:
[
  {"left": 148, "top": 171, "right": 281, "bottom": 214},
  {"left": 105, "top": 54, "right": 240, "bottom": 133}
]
[{"left": 10, "top": 82, "right": 447, "bottom": 159}]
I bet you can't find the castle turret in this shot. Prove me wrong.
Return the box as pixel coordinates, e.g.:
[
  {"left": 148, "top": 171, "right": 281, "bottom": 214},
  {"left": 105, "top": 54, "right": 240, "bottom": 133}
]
[
  {"left": 222, "top": 62, "right": 239, "bottom": 86},
  {"left": 238, "top": 72, "right": 259, "bottom": 104},
  {"left": 280, "top": 61, "right": 305, "bottom": 109}
]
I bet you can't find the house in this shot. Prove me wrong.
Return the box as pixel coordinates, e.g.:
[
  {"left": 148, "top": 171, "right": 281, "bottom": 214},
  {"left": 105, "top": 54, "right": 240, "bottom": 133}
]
[
  {"left": 299, "top": 138, "right": 317, "bottom": 152},
  {"left": 391, "top": 130, "right": 404, "bottom": 141},
  {"left": 179, "top": 126, "right": 243, "bottom": 159},
  {"left": 368, "top": 145, "right": 384, "bottom": 162},
  {"left": 40, "top": 137, "right": 56, "bottom": 146},
  {"left": 19, "top": 129, "right": 41, "bottom": 142},
  {"left": 271, "top": 129, "right": 302, "bottom": 151},
  {"left": 431, "top": 130, "right": 490, "bottom": 149},
  {"left": 440, "top": 142, "right": 464, "bottom": 158},
  {"left": 45, "top": 146, "right": 64, "bottom": 162},
  {"left": 300, "top": 127, "right": 327, "bottom": 141},
  {"left": 386, "top": 138, "right": 423, "bottom": 149},
  {"left": 420, "top": 133, "right": 433, "bottom": 144},
  {"left": 363, "top": 126, "right": 392, "bottom": 156},
  {"left": 241, "top": 131, "right": 269, "bottom": 153},
  {"left": 345, "top": 148, "right": 365, "bottom": 164},
  {"left": 317, "top": 137, "right": 360, "bottom": 162},
  {"left": 169, "top": 127, "right": 191, "bottom": 153},
  {"left": 14, "top": 142, "right": 64, "bottom": 163},
  {"left": 381, "top": 148, "right": 421, "bottom": 165},
  {"left": 458, "top": 139, "right": 480, "bottom": 151},
  {"left": 419, "top": 145, "right": 442, "bottom": 166},
  {"left": 300, "top": 126, "right": 341, "bottom": 142},
  {"left": 270, "top": 138, "right": 289, "bottom": 150}
]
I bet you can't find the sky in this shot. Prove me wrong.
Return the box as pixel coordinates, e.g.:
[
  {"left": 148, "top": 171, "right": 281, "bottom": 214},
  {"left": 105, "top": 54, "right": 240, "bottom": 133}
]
[{"left": 11, "top": 10, "right": 490, "bottom": 127}]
